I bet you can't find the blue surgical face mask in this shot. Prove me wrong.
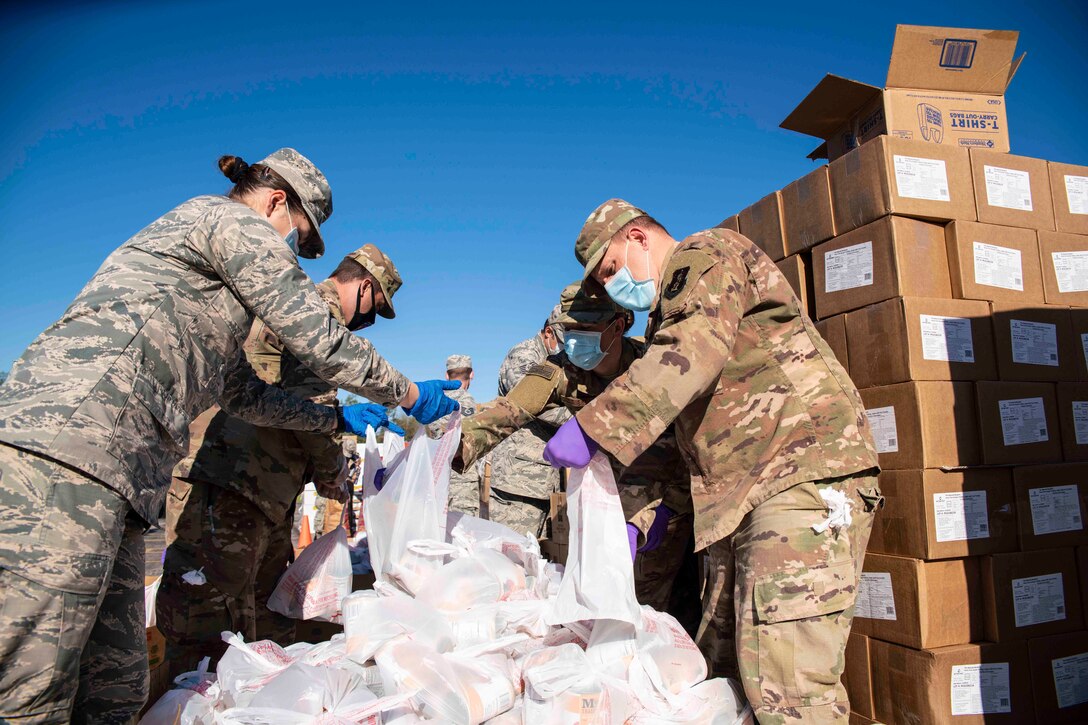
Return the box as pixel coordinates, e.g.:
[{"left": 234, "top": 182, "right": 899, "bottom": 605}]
[
  {"left": 282, "top": 199, "right": 300, "bottom": 254},
  {"left": 563, "top": 330, "right": 606, "bottom": 370},
  {"left": 604, "top": 242, "right": 656, "bottom": 312}
]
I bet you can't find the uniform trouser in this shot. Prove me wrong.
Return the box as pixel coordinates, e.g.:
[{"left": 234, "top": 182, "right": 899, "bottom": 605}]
[
  {"left": 695, "top": 472, "right": 882, "bottom": 725},
  {"left": 633, "top": 510, "right": 692, "bottom": 612},
  {"left": 489, "top": 487, "right": 550, "bottom": 538},
  {"left": 0, "top": 443, "right": 147, "bottom": 724},
  {"left": 157, "top": 477, "right": 296, "bottom": 679},
  {"left": 448, "top": 471, "right": 481, "bottom": 518}
]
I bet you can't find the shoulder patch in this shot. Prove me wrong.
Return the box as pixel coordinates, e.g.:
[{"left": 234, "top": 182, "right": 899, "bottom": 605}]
[
  {"left": 524, "top": 363, "right": 559, "bottom": 382},
  {"left": 661, "top": 249, "right": 717, "bottom": 317},
  {"left": 507, "top": 361, "right": 562, "bottom": 416}
]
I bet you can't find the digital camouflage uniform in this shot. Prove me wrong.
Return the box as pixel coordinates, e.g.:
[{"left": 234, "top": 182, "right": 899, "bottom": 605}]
[
  {"left": 426, "top": 359, "right": 479, "bottom": 516},
  {"left": 0, "top": 151, "right": 412, "bottom": 723},
  {"left": 572, "top": 200, "right": 881, "bottom": 724}
]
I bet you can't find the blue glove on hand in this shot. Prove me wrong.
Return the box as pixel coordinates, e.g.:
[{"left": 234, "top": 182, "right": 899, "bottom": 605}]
[
  {"left": 639, "top": 505, "right": 674, "bottom": 553},
  {"left": 626, "top": 523, "right": 640, "bottom": 561},
  {"left": 404, "top": 380, "right": 462, "bottom": 424},
  {"left": 341, "top": 403, "right": 406, "bottom": 437},
  {"left": 374, "top": 468, "right": 386, "bottom": 492},
  {"left": 542, "top": 417, "right": 599, "bottom": 469}
]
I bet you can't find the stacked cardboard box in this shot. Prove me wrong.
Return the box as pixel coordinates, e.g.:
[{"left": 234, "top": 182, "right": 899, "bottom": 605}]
[{"left": 725, "top": 24, "right": 1088, "bottom": 724}]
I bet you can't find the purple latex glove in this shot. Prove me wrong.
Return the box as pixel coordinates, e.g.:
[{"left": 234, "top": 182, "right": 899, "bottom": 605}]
[
  {"left": 542, "top": 417, "right": 599, "bottom": 468},
  {"left": 639, "top": 505, "right": 674, "bottom": 553},
  {"left": 374, "top": 468, "right": 386, "bottom": 491},
  {"left": 626, "top": 524, "right": 640, "bottom": 561}
]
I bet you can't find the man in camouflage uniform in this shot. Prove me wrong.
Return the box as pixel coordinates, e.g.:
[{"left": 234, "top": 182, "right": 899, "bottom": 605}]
[
  {"left": 425, "top": 355, "right": 479, "bottom": 514},
  {"left": 544, "top": 200, "right": 881, "bottom": 724},
  {"left": 0, "top": 148, "right": 458, "bottom": 723},
  {"left": 158, "top": 244, "right": 403, "bottom": 676}
]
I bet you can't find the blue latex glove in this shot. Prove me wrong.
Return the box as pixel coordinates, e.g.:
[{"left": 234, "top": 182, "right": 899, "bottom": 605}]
[
  {"left": 374, "top": 468, "right": 386, "bottom": 492},
  {"left": 341, "top": 403, "right": 406, "bottom": 437},
  {"left": 626, "top": 524, "right": 640, "bottom": 561},
  {"left": 542, "top": 417, "right": 599, "bottom": 468},
  {"left": 404, "top": 380, "right": 462, "bottom": 424},
  {"left": 639, "top": 505, "right": 674, "bottom": 553}
]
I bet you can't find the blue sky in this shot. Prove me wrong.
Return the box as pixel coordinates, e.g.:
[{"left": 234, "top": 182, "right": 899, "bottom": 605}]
[{"left": 2, "top": 2, "right": 1086, "bottom": 401}]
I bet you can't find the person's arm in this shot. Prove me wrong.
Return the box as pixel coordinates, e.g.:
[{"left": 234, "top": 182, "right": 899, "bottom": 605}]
[
  {"left": 217, "top": 349, "right": 337, "bottom": 432},
  {"left": 454, "top": 398, "right": 538, "bottom": 472}
]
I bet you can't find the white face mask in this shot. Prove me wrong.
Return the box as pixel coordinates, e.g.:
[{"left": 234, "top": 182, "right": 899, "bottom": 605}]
[{"left": 281, "top": 199, "right": 300, "bottom": 254}]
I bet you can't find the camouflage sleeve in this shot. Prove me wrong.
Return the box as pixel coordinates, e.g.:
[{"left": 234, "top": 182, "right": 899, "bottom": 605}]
[
  {"left": 203, "top": 207, "right": 411, "bottom": 404},
  {"left": 297, "top": 430, "right": 346, "bottom": 486},
  {"left": 497, "top": 340, "right": 540, "bottom": 396},
  {"left": 453, "top": 398, "right": 538, "bottom": 473},
  {"left": 218, "top": 349, "right": 337, "bottom": 432}
]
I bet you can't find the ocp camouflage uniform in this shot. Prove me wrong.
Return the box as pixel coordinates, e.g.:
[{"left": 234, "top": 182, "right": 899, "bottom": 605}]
[
  {"left": 426, "top": 387, "right": 479, "bottom": 515},
  {"left": 573, "top": 200, "right": 880, "bottom": 724},
  {"left": 0, "top": 151, "right": 411, "bottom": 722}
]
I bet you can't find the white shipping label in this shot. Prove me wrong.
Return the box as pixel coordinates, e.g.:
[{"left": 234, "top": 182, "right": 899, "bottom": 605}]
[
  {"left": 933, "top": 490, "right": 990, "bottom": 542},
  {"left": 1074, "top": 401, "right": 1088, "bottom": 446},
  {"left": 824, "top": 242, "right": 874, "bottom": 293},
  {"left": 1053, "top": 652, "right": 1088, "bottom": 709},
  {"left": 950, "top": 663, "right": 1012, "bottom": 715},
  {"left": 855, "top": 572, "right": 897, "bottom": 620},
  {"left": 973, "top": 241, "right": 1024, "bottom": 291},
  {"left": 893, "top": 154, "right": 951, "bottom": 202},
  {"left": 919, "top": 314, "right": 975, "bottom": 363},
  {"left": 864, "top": 406, "right": 898, "bottom": 453},
  {"left": 1052, "top": 251, "right": 1088, "bottom": 293},
  {"left": 1012, "top": 572, "right": 1066, "bottom": 627},
  {"left": 1029, "top": 485, "right": 1083, "bottom": 536},
  {"left": 984, "top": 165, "right": 1034, "bottom": 211},
  {"left": 1067, "top": 175, "right": 1088, "bottom": 215},
  {"left": 998, "top": 397, "right": 1048, "bottom": 446},
  {"left": 1010, "top": 319, "right": 1059, "bottom": 367}
]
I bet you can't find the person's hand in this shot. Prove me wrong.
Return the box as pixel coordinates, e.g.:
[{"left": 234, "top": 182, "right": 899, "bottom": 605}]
[
  {"left": 341, "top": 403, "right": 406, "bottom": 436},
  {"left": 639, "top": 505, "right": 674, "bottom": 553},
  {"left": 316, "top": 460, "right": 350, "bottom": 503},
  {"left": 626, "top": 523, "right": 640, "bottom": 561},
  {"left": 542, "top": 417, "right": 598, "bottom": 468},
  {"left": 374, "top": 467, "right": 387, "bottom": 492},
  {"left": 403, "top": 380, "right": 461, "bottom": 424}
]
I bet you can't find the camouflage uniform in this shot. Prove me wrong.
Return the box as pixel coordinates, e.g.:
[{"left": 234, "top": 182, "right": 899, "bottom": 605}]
[
  {"left": 426, "top": 360, "right": 479, "bottom": 516},
  {"left": 0, "top": 151, "right": 411, "bottom": 722},
  {"left": 572, "top": 200, "right": 881, "bottom": 724}
]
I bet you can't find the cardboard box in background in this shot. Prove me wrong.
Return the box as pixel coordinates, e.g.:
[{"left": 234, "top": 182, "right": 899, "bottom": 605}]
[
  {"left": 990, "top": 303, "right": 1077, "bottom": 382},
  {"left": 845, "top": 296, "right": 996, "bottom": 388},
  {"left": 843, "top": 632, "right": 875, "bottom": 719},
  {"left": 1038, "top": 231, "right": 1088, "bottom": 308},
  {"left": 868, "top": 468, "right": 1017, "bottom": 560},
  {"left": 716, "top": 214, "right": 740, "bottom": 233},
  {"left": 982, "top": 548, "right": 1083, "bottom": 643},
  {"left": 776, "top": 253, "right": 815, "bottom": 316},
  {"left": 781, "top": 165, "right": 836, "bottom": 254},
  {"left": 945, "top": 221, "right": 1044, "bottom": 305},
  {"left": 814, "top": 313, "right": 850, "bottom": 375},
  {"left": 969, "top": 150, "right": 1055, "bottom": 230},
  {"left": 859, "top": 381, "right": 980, "bottom": 469},
  {"left": 1080, "top": 547, "right": 1088, "bottom": 625},
  {"left": 975, "top": 381, "right": 1062, "bottom": 466},
  {"left": 813, "top": 215, "right": 951, "bottom": 319},
  {"left": 1027, "top": 630, "right": 1088, "bottom": 723},
  {"left": 1013, "top": 464, "right": 1088, "bottom": 550},
  {"left": 1049, "top": 161, "right": 1088, "bottom": 236},
  {"left": 1069, "top": 307, "right": 1088, "bottom": 380},
  {"left": 738, "top": 191, "right": 787, "bottom": 261},
  {"left": 1057, "top": 383, "right": 1088, "bottom": 462}
]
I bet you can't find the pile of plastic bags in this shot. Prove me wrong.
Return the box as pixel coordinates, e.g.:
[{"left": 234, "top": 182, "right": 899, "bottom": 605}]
[{"left": 141, "top": 421, "right": 753, "bottom": 724}]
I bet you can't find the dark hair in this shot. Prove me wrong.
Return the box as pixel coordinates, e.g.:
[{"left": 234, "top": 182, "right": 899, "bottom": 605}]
[
  {"left": 330, "top": 257, "right": 379, "bottom": 287},
  {"left": 615, "top": 215, "right": 668, "bottom": 239},
  {"left": 447, "top": 367, "right": 473, "bottom": 382},
  {"left": 218, "top": 155, "right": 318, "bottom": 253}
]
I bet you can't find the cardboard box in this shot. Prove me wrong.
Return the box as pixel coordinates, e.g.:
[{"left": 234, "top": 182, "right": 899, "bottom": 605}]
[
  {"left": 945, "top": 221, "right": 1044, "bottom": 304},
  {"left": 1079, "top": 547, "right": 1088, "bottom": 623},
  {"left": 1057, "top": 383, "right": 1088, "bottom": 462},
  {"left": 815, "top": 313, "right": 849, "bottom": 374},
  {"left": 776, "top": 253, "right": 815, "bottom": 316},
  {"left": 870, "top": 639, "right": 1033, "bottom": 725},
  {"left": 1038, "top": 231, "right": 1088, "bottom": 307},
  {"left": 829, "top": 136, "right": 976, "bottom": 234},
  {"left": 1070, "top": 307, "right": 1088, "bottom": 379},
  {"left": 781, "top": 25, "right": 1023, "bottom": 163},
  {"left": 1049, "top": 161, "right": 1088, "bottom": 235},
  {"left": 969, "top": 150, "right": 1055, "bottom": 230},
  {"left": 1013, "top": 464, "right": 1088, "bottom": 550},
  {"left": 715, "top": 214, "right": 740, "bottom": 233},
  {"left": 146, "top": 626, "right": 165, "bottom": 670},
  {"left": 853, "top": 553, "right": 980, "bottom": 649},
  {"left": 859, "top": 381, "right": 980, "bottom": 469},
  {"left": 982, "top": 548, "right": 1083, "bottom": 642},
  {"left": 843, "top": 632, "right": 874, "bottom": 719},
  {"left": 1027, "top": 631, "right": 1088, "bottom": 723},
  {"left": 846, "top": 296, "right": 996, "bottom": 388},
  {"left": 868, "top": 468, "right": 1017, "bottom": 560},
  {"left": 738, "top": 191, "right": 787, "bottom": 261},
  {"left": 781, "top": 165, "right": 836, "bottom": 254},
  {"left": 990, "top": 303, "right": 1077, "bottom": 382},
  {"left": 813, "top": 215, "right": 951, "bottom": 319},
  {"left": 976, "top": 382, "right": 1062, "bottom": 465}
]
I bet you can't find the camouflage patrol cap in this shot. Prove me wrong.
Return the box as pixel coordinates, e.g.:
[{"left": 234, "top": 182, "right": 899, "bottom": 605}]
[
  {"left": 547, "top": 303, "right": 563, "bottom": 328},
  {"left": 575, "top": 198, "right": 649, "bottom": 279},
  {"left": 346, "top": 244, "right": 402, "bottom": 319},
  {"left": 555, "top": 281, "right": 626, "bottom": 326},
  {"left": 446, "top": 354, "right": 472, "bottom": 371},
  {"left": 258, "top": 148, "right": 333, "bottom": 258}
]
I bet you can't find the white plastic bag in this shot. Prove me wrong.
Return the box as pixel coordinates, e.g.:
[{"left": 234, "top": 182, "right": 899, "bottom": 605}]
[
  {"left": 628, "top": 677, "right": 754, "bottom": 724},
  {"left": 138, "top": 688, "right": 215, "bottom": 725},
  {"left": 267, "top": 526, "right": 352, "bottom": 622},
  {"left": 342, "top": 589, "right": 453, "bottom": 662},
  {"left": 216, "top": 633, "right": 296, "bottom": 707},
  {"left": 145, "top": 575, "right": 161, "bottom": 628},
  {"left": 521, "top": 644, "right": 631, "bottom": 725},
  {"left": 380, "top": 429, "right": 406, "bottom": 461},
  {"left": 414, "top": 549, "right": 526, "bottom": 613},
  {"left": 361, "top": 425, "right": 383, "bottom": 498},
  {"left": 633, "top": 605, "right": 708, "bottom": 699}
]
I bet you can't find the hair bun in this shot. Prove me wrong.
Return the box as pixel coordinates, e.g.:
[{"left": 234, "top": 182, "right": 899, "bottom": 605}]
[{"left": 218, "top": 155, "right": 249, "bottom": 184}]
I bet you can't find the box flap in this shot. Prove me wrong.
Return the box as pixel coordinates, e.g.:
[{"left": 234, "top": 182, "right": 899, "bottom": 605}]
[
  {"left": 780, "top": 74, "right": 882, "bottom": 140},
  {"left": 886, "top": 24, "right": 1020, "bottom": 94}
]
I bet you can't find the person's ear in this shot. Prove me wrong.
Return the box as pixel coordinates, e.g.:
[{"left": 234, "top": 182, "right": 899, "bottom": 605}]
[
  {"left": 265, "top": 189, "right": 286, "bottom": 217},
  {"left": 627, "top": 226, "right": 649, "bottom": 250}
]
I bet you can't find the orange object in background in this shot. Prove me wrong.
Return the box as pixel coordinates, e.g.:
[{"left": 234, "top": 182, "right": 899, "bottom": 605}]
[{"left": 298, "top": 513, "right": 313, "bottom": 550}]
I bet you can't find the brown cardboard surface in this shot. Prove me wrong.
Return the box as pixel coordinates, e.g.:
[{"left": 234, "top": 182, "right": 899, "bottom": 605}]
[
  {"left": 945, "top": 221, "right": 1044, "bottom": 304},
  {"left": 969, "top": 151, "right": 1055, "bottom": 230},
  {"left": 1057, "top": 383, "right": 1088, "bottom": 462},
  {"left": 815, "top": 313, "right": 850, "bottom": 375},
  {"left": 1070, "top": 308, "right": 1088, "bottom": 380},
  {"left": 843, "top": 632, "right": 874, "bottom": 719},
  {"left": 990, "top": 302, "right": 1077, "bottom": 382},
  {"left": 886, "top": 25, "right": 1021, "bottom": 94},
  {"left": 853, "top": 553, "right": 980, "bottom": 649},
  {"left": 870, "top": 639, "right": 1033, "bottom": 725},
  {"left": 1013, "top": 464, "right": 1088, "bottom": 550},
  {"left": 976, "top": 381, "right": 1062, "bottom": 465},
  {"left": 1080, "top": 548, "right": 1088, "bottom": 627},
  {"left": 1038, "top": 231, "right": 1088, "bottom": 307},
  {"left": 782, "top": 165, "right": 836, "bottom": 254},
  {"left": 982, "top": 548, "right": 1083, "bottom": 642},
  {"left": 829, "top": 136, "right": 975, "bottom": 234},
  {"left": 846, "top": 296, "right": 996, "bottom": 388},
  {"left": 848, "top": 713, "right": 880, "bottom": 725},
  {"left": 868, "top": 468, "right": 1017, "bottom": 560},
  {"left": 1049, "top": 162, "right": 1088, "bottom": 235},
  {"left": 1027, "top": 630, "right": 1088, "bottom": 723},
  {"left": 813, "top": 215, "right": 951, "bottom": 319},
  {"left": 859, "top": 381, "right": 980, "bottom": 469},
  {"left": 775, "top": 254, "right": 814, "bottom": 317},
  {"left": 715, "top": 214, "right": 740, "bottom": 233},
  {"left": 738, "top": 191, "right": 787, "bottom": 261}
]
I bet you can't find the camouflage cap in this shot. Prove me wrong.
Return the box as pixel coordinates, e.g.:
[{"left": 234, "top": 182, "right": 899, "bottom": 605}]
[
  {"left": 574, "top": 198, "right": 649, "bottom": 279},
  {"left": 546, "top": 303, "right": 563, "bottom": 328},
  {"left": 258, "top": 148, "right": 333, "bottom": 259},
  {"left": 346, "top": 244, "right": 402, "bottom": 319},
  {"left": 446, "top": 354, "right": 472, "bottom": 371},
  {"left": 555, "top": 281, "right": 626, "bottom": 326}
]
